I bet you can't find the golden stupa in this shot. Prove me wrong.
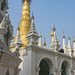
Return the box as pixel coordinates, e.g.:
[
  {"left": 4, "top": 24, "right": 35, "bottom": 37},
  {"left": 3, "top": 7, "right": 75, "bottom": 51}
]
[{"left": 10, "top": 0, "right": 31, "bottom": 51}]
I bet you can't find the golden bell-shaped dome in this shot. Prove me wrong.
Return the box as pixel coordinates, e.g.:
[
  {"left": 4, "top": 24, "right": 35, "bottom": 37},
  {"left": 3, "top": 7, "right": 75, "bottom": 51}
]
[
  {"left": 20, "top": 0, "right": 31, "bottom": 47},
  {"left": 10, "top": 0, "right": 31, "bottom": 50},
  {"left": 21, "top": 34, "right": 29, "bottom": 48},
  {"left": 20, "top": 0, "right": 31, "bottom": 48}
]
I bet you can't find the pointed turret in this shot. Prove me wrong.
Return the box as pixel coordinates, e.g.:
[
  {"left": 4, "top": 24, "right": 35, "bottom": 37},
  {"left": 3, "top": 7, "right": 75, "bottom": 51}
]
[
  {"left": 26, "top": 13, "right": 39, "bottom": 46},
  {"left": 73, "top": 39, "right": 75, "bottom": 56},
  {"left": 13, "top": 27, "right": 23, "bottom": 56},
  {"left": 13, "top": 27, "right": 23, "bottom": 48},
  {"left": 43, "top": 37, "right": 46, "bottom": 48},
  {"left": 52, "top": 27, "right": 60, "bottom": 52},
  {"left": 38, "top": 32, "right": 43, "bottom": 47},
  {"left": 63, "top": 33, "right": 67, "bottom": 53},
  {"left": 67, "top": 37, "right": 72, "bottom": 56},
  {"left": 50, "top": 28, "right": 54, "bottom": 50}
]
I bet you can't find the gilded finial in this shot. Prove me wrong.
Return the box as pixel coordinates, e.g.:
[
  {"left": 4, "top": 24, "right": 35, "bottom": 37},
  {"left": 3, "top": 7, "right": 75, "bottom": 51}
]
[
  {"left": 51, "top": 29, "right": 54, "bottom": 36},
  {"left": 63, "top": 32, "right": 65, "bottom": 38},
  {"left": 32, "top": 12, "right": 34, "bottom": 20},
  {"left": 43, "top": 37, "right": 46, "bottom": 48},
  {"left": 73, "top": 40, "right": 75, "bottom": 42},
  {"left": 40, "top": 32, "right": 42, "bottom": 37},
  {"left": 68, "top": 37, "right": 70, "bottom": 40},
  {"left": 73, "top": 36, "right": 75, "bottom": 42},
  {"left": 52, "top": 24, "right": 56, "bottom": 31}
]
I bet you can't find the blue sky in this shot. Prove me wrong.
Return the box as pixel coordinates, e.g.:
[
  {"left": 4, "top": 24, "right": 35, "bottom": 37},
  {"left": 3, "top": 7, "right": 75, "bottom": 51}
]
[{"left": 8, "top": 0, "right": 75, "bottom": 49}]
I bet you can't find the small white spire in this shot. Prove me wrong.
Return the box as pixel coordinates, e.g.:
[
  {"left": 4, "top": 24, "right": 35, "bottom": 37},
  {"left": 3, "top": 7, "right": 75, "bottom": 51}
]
[
  {"left": 63, "top": 33, "right": 67, "bottom": 54},
  {"left": 13, "top": 27, "right": 23, "bottom": 56},
  {"left": 13, "top": 28, "right": 23, "bottom": 47},
  {"left": 67, "top": 37, "right": 72, "bottom": 56},
  {"left": 38, "top": 32, "right": 43, "bottom": 47},
  {"left": 50, "top": 27, "right": 54, "bottom": 50},
  {"left": 52, "top": 27, "right": 60, "bottom": 52},
  {"left": 43, "top": 37, "right": 46, "bottom": 48},
  {"left": 26, "top": 13, "right": 39, "bottom": 46}
]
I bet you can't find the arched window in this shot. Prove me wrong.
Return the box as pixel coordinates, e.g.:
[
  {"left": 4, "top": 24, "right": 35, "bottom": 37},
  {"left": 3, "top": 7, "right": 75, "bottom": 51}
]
[
  {"left": 39, "top": 58, "right": 54, "bottom": 75},
  {"left": 6, "top": 69, "right": 9, "bottom": 75},
  {"left": 39, "top": 59, "right": 49, "bottom": 75},
  {"left": 61, "top": 63, "right": 66, "bottom": 75},
  {"left": 61, "top": 61, "right": 69, "bottom": 75}
]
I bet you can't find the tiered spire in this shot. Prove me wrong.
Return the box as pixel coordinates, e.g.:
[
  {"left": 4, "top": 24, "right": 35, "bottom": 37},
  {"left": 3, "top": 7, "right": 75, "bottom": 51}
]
[
  {"left": 13, "top": 27, "right": 23, "bottom": 56},
  {"left": 38, "top": 32, "right": 43, "bottom": 47},
  {"left": 52, "top": 27, "right": 60, "bottom": 52},
  {"left": 43, "top": 37, "right": 46, "bottom": 48},
  {"left": 13, "top": 28, "right": 23, "bottom": 47},
  {"left": 67, "top": 37, "right": 72, "bottom": 56},
  {"left": 51, "top": 27, "right": 54, "bottom": 50},
  {"left": 63, "top": 33, "right": 67, "bottom": 53},
  {"left": 26, "top": 13, "right": 39, "bottom": 46}
]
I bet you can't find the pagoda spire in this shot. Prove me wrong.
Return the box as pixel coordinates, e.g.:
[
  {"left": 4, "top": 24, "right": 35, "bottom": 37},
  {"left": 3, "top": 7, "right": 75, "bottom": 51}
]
[
  {"left": 13, "top": 27, "right": 23, "bottom": 56},
  {"left": 52, "top": 27, "right": 60, "bottom": 52},
  {"left": 50, "top": 26, "right": 54, "bottom": 50},
  {"left": 38, "top": 32, "right": 43, "bottom": 47},
  {"left": 43, "top": 37, "right": 46, "bottom": 48},
  {"left": 63, "top": 32, "right": 67, "bottom": 53},
  {"left": 67, "top": 37, "right": 72, "bottom": 56},
  {"left": 10, "top": 0, "right": 31, "bottom": 50},
  {"left": 26, "top": 13, "right": 39, "bottom": 46}
]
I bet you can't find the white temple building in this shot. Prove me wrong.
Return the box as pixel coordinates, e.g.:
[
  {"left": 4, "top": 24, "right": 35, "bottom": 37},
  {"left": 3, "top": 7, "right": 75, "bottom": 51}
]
[{"left": 0, "top": 0, "right": 75, "bottom": 75}]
